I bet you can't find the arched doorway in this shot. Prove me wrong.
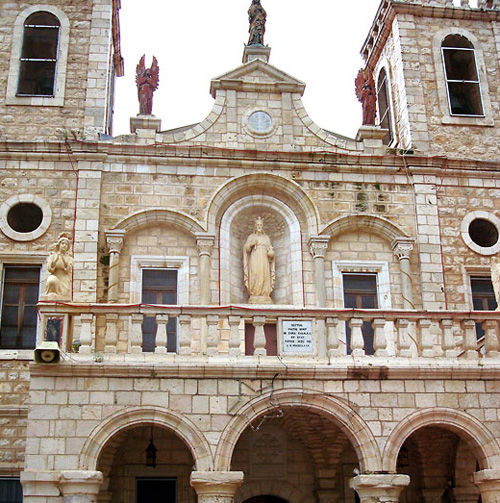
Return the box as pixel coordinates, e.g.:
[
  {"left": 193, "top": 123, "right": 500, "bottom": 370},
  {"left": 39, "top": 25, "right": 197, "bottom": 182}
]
[{"left": 96, "top": 424, "right": 196, "bottom": 503}]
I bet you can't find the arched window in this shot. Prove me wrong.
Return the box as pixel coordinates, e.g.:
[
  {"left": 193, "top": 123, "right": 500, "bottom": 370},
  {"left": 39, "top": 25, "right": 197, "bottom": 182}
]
[
  {"left": 16, "top": 12, "right": 60, "bottom": 97},
  {"left": 376, "top": 68, "right": 393, "bottom": 145},
  {"left": 441, "top": 34, "right": 483, "bottom": 116}
]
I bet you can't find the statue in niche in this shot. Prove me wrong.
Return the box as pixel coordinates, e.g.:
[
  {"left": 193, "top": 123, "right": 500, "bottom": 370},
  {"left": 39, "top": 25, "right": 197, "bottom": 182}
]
[
  {"left": 355, "top": 68, "right": 377, "bottom": 126},
  {"left": 45, "top": 233, "right": 73, "bottom": 301},
  {"left": 491, "top": 255, "right": 500, "bottom": 310},
  {"left": 247, "top": 0, "right": 267, "bottom": 46},
  {"left": 243, "top": 217, "right": 275, "bottom": 304},
  {"left": 136, "top": 55, "right": 159, "bottom": 115}
]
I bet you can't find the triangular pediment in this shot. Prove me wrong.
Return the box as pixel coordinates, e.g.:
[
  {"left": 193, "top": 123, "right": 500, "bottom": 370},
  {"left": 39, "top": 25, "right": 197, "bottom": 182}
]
[{"left": 210, "top": 58, "right": 306, "bottom": 97}]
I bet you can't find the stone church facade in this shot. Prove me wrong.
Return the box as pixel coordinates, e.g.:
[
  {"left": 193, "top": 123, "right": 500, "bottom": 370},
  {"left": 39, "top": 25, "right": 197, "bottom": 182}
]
[{"left": 1, "top": 0, "right": 500, "bottom": 502}]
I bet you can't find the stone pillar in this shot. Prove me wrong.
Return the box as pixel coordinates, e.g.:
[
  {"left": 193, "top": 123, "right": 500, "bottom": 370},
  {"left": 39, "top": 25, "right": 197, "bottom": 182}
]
[
  {"left": 21, "top": 470, "right": 61, "bottom": 503},
  {"left": 196, "top": 234, "right": 215, "bottom": 305},
  {"left": 308, "top": 236, "right": 330, "bottom": 308},
  {"left": 105, "top": 230, "right": 125, "bottom": 303},
  {"left": 190, "top": 471, "right": 244, "bottom": 503},
  {"left": 473, "top": 469, "right": 500, "bottom": 503},
  {"left": 392, "top": 238, "right": 415, "bottom": 310},
  {"left": 59, "top": 470, "right": 103, "bottom": 503},
  {"left": 350, "top": 474, "right": 410, "bottom": 503}
]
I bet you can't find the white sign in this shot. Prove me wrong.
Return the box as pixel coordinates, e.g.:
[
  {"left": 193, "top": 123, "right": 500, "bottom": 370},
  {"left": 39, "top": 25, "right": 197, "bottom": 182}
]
[{"left": 282, "top": 320, "right": 313, "bottom": 353}]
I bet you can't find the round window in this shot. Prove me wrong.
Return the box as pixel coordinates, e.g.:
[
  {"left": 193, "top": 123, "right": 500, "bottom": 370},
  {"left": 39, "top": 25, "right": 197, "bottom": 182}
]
[
  {"left": 248, "top": 111, "right": 273, "bottom": 133},
  {"left": 7, "top": 203, "right": 43, "bottom": 233},
  {"left": 0, "top": 195, "right": 52, "bottom": 241},
  {"left": 461, "top": 212, "right": 500, "bottom": 255}
]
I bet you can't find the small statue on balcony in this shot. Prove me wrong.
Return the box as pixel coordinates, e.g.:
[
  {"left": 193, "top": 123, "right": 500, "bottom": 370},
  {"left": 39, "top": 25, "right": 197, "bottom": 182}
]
[
  {"left": 136, "top": 55, "right": 159, "bottom": 115},
  {"left": 45, "top": 233, "right": 73, "bottom": 301},
  {"left": 243, "top": 216, "right": 275, "bottom": 304},
  {"left": 491, "top": 255, "right": 500, "bottom": 310},
  {"left": 247, "top": 0, "right": 267, "bottom": 46},
  {"left": 355, "top": 68, "right": 377, "bottom": 126}
]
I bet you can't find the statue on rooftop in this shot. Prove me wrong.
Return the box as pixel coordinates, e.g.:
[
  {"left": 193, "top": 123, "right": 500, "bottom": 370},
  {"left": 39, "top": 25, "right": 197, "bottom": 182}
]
[
  {"left": 355, "top": 68, "right": 377, "bottom": 126},
  {"left": 45, "top": 233, "right": 73, "bottom": 301},
  {"left": 243, "top": 217, "right": 275, "bottom": 304},
  {"left": 248, "top": 0, "right": 267, "bottom": 46},
  {"left": 136, "top": 55, "right": 159, "bottom": 115}
]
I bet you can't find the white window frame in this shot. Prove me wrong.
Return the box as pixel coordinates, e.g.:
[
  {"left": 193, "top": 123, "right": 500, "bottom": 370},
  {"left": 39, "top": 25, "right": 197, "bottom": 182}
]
[
  {"left": 6, "top": 5, "right": 70, "bottom": 107},
  {"left": 433, "top": 28, "right": 493, "bottom": 126}
]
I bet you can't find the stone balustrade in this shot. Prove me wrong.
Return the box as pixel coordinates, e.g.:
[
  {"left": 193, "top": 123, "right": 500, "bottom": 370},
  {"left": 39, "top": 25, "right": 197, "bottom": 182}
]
[{"left": 36, "top": 302, "right": 500, "bottom": 362}]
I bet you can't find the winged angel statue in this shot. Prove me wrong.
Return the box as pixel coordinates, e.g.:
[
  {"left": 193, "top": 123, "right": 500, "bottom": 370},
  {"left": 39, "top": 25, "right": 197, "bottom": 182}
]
[
  {"left": 355, "top": 68, "right": 377, "bottom": 126},
  {"left": 136, "top": 55, "right": 159, "bottom": 116}
]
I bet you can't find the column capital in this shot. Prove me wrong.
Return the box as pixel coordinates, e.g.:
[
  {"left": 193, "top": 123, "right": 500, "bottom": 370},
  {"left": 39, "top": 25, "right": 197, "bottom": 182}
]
[
  {"left": 350, "top": 474, "right": 410, "bottom": 503},
  {"left": 473, "top": 469, "right": 500, "bottom": 503},
  {"left": 392, "top": 237, "right": 414, "bottom": 261},
  {"left": 21, "top": 470, "right": 60, "bottom": 498},
  {"left": 190, "top": 471, "right": 244, "bottom": 497},
  {"left": 59, "top": 470, "right": 103, "bottom": 497},
  {"left": 196, "top": 233, "right": 216, "bottom": 257},
  {"left": 105, "top": 229, "right": 126, "bottom": 254},
  {"left": 308, "top": 236, "right": 330, "bottom": 259}
]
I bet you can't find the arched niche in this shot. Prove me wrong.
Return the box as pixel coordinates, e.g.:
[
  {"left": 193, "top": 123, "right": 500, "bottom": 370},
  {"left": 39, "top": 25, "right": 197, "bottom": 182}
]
[{"left": 220, "top": 196, "right": 303, "bottom": 305}]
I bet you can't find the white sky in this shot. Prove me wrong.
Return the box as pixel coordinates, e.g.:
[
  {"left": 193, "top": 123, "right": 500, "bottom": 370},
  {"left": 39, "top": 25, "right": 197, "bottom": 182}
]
[{"left": 113, "top": 0, "right": 381, "bottom": 139}]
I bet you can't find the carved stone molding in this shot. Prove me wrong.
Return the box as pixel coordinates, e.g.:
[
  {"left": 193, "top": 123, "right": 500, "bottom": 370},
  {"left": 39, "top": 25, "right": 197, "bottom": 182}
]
[
  {"left": 105, "top": 229, "right": 126, "bottom": 254},
  {"left": 392, "top": 237, "right": 414, "bottom": 261},
  {"left": 196, "top": 234, "right": 215, "bottom": 257},
  {"left": 308, "top": 236, "right": 329, "bottom": 259}
]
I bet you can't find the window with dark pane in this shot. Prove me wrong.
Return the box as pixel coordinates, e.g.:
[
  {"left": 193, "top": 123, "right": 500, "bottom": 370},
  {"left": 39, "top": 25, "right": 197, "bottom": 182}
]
[
  {"left": 17, "top": 11, "right": 60, "bottom": 97},
  {"left": 343, "top": 274, "right": 378, "bottom": 355},
  {"left": 141, "top": 269, "right": 178, "bottom": 353},
  {"left": 377, "top": 69, "right": 393, "bottom": 145},
  {"left": 0, "top": 478, "right": 23, "bottom": 503},
  {"left": 471, "top": 277, "right": 497, "bottom": 339},
  {"left": 0, "top": 266, "right": 41, "bottom": 349},
  {"left": 442, "top": 35, "right": 483, "bottom": 116}
]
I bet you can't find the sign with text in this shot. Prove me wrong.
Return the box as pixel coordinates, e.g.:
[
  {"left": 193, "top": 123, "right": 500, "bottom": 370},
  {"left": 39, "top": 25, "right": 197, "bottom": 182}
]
[{"left": 282, "top": 320, "right": 313, "bottom": 353}]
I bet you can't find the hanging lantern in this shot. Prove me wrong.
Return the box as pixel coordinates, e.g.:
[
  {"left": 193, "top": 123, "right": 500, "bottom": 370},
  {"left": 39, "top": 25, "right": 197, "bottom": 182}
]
[{"left": 145, "top": 426, "right": 157, "bottom": 468}]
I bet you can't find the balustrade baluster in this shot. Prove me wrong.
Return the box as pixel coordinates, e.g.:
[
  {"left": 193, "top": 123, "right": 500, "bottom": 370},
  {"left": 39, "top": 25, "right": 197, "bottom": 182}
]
[
  {"left": 349, "top": 318, "right": 365, "bottom": 357},
  {"left": 326, "top": 317, "right": 343, "bottom": 357},
  {"left": 462, "top": 319, "right": 479, "bottom": 359},
  {"left": 396, "top": 318, "right": 411, "bottom": 357},
  {"left": 418, "top": 319, "right": 434, "bottom": 357},
  {"left": 373, "top": 318, "right": 388, "bottom": 357},
  {"left": 155, "top": 314, "right": 168, "bottom": 353},
  {"left": 104, "top": 313, "right": 118, "bottom": 353},
  {"left": 441, "top": 319, "right": 457, "bottom": 357},
  {"left": 228, "top": 315, "right": 242, "bottom": 357},
  {"left": 79, "top": 313, "right": 94, "bottom": 354},
  {"left": 483, "top": 320, "right": 500, "bottom": 358},
  {"left": 206, "top": 315, "right": 220, "bottom": 356},
  {"left": 178, "top": 315, "right": 191, "bottom": 355},
  {"left": 130, "top": 313, "right": 144, "bottom": 354},
  {"left": 253, "top": 316, "right": 267, "bottom": 356}
]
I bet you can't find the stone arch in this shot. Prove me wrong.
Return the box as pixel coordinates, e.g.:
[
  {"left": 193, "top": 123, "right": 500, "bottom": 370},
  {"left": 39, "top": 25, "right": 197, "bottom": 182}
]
[
  {"left": 320, "top": 214, "right": 410, "bottom": 244},
  {"left": 80, "top": 406, "right": 213, "bottom": 472},
  {"left": 206, "top": 173, "right": 320, "bottom": 238},
  {"left": 215, "top": 389, "right": 382, "bottom": 473},
  {"left": 220, "top": 195, "right": 303, "bottom": 305},
  {"left": 111, "top": 208, "right": 205, "bottom": 236},
  {"left": 236, "top": 479, "right": 312, "bottom": 503},
  {"left": 383, "top": 408, "right": 500, "bottom": 472}
]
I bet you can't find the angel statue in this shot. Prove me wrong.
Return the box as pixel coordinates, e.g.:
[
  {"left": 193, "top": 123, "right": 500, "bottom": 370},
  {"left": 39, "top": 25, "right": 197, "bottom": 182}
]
[
  {"left": 355, "top": 68, "right": 377, "bottom": 126},
  {"left": 247, "top": 0, "right": 267, "bottom": 46},
  {"left": 136, "top": 55, "right": 159, "bottom": 116},
  {"left": 491, "top": 255, "right": 500, "bottom": 310}
]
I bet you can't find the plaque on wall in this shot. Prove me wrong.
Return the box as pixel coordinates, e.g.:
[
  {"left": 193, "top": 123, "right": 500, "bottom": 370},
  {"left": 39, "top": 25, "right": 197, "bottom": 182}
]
[{"left": 282, "top": 320, "right": 313, "bottom": 353}]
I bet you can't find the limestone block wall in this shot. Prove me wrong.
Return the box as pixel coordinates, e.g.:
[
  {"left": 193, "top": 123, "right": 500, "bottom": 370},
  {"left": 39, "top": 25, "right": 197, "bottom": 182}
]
[{"left": 0, "top": 0, "right": 114, "bottom": 141}]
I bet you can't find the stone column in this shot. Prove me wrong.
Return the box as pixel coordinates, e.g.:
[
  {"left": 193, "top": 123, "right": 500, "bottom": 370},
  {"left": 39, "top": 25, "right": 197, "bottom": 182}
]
[
  {"left": 473, "top": 469, "right": 500, "bottom": 503},
  {"left": 21, "top": 470, "right": 61, "bottom": 503},
  {"left": 308, "top": 237, "right": 330, "bottom": 308},
  {"left": 392, "top": 238, "right": 415, "bottom": 310},
  {"left": 105, "top": 230, "right": 125, "bottom": 303},
  {"left": 59, "top": 471, "right": 103, "bottom": 503},
  {"left": 350, "top": 474, "right": 410, "bottom": 503},
  {"left": 190, "top": 471, "right": 244, "bottom": 503},
  {"left": 196, "top": 234, "right": 215, "bottom": 305}
]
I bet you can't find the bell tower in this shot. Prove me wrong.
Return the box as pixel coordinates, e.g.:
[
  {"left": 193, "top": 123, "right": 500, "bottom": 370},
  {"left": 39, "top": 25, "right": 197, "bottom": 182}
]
[
  {"left": 1, "top": 0, "right": 123, "bottom": 141},
  {"left": 362, "top": 0, "right": 500, "bottom": 159}
]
